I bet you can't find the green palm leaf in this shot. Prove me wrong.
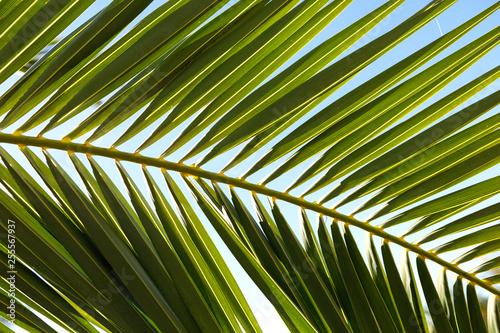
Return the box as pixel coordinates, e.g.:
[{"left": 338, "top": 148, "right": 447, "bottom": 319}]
[{"left": 0, "top": 1, "right": 499, "bottom": 332}]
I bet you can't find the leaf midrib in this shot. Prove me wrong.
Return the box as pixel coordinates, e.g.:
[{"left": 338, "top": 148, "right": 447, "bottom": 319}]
[{"left": 0, "top": 132, "right": 497, "bottom": 297}]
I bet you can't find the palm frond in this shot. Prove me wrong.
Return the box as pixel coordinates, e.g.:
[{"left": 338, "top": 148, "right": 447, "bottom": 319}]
[{"left": 0, "top": 0, "right": 499, "bottom": 332}]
